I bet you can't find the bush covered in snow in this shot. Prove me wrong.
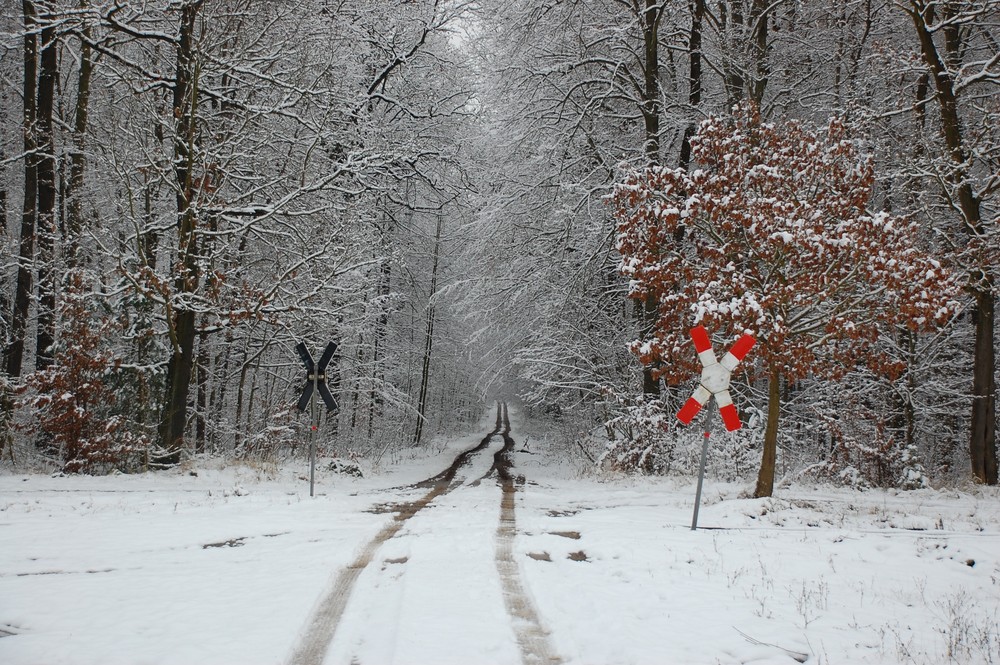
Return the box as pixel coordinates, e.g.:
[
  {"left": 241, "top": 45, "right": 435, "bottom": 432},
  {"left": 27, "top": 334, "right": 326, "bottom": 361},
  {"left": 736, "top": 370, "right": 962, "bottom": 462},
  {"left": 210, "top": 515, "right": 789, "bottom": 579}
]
[
  {"left": 599, "top": 393, "right": 674, "bottom": 474},
  {"left": 16, "top": 273, "right": 149, "bottom": 474}
]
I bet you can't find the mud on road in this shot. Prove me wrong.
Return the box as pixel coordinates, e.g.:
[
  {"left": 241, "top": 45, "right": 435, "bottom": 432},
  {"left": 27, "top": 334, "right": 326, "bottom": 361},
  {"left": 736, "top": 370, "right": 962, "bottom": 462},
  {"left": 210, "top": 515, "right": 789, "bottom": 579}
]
[{"left": 287, "top": 403, "right": 559, "bottom": 665}]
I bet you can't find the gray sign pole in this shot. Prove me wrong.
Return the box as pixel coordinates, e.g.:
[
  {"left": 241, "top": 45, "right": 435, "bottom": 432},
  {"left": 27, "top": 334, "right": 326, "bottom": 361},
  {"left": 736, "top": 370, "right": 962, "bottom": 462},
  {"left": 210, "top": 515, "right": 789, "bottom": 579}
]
[
  {"left": 691, "top": 406, "right": 714, "bottom": 530},
  {"left": 309, "top": 368, "right": 318, "bottom": 497}
]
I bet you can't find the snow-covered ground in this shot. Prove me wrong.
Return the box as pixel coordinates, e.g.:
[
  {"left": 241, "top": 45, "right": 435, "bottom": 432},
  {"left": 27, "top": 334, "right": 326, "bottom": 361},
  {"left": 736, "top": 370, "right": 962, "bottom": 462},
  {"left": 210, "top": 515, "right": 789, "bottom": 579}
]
[{"left": 2, "top": 408, "right": 998, "bottom": 665}]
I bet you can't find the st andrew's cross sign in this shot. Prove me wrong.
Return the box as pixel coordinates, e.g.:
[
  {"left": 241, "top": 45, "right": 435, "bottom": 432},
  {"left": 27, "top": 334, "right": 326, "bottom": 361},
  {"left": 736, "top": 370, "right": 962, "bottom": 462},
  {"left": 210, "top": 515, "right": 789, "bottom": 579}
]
[
  {"left": 676, "top": 325, "right": 755, "bottom": 431},
  {"left": 296, "top": 341, "right": 338, "bottom": 413},
  {"left": 676, "top": 325, "right": 755, "bottom": 529},
  {"left": 295, "top": 341, "right": 338, "bottom": 497}
]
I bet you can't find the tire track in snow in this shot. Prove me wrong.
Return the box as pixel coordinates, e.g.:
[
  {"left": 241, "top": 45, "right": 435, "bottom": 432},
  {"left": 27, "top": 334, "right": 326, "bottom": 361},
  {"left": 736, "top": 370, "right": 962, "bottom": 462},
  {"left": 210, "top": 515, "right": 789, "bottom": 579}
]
[
  {"left": 493, "top": 403, "right": 562, "bottom": 665},
  {"left": 287, "top": 405, "right": 504, "bottom": 665}
]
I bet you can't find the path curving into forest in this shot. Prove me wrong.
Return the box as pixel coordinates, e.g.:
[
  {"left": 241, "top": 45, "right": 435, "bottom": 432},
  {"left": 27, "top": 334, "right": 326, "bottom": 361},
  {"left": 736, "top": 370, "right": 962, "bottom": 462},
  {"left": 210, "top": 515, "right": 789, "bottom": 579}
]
[{"left": 287, "top": 402, "right": 558, "bottom": 665}]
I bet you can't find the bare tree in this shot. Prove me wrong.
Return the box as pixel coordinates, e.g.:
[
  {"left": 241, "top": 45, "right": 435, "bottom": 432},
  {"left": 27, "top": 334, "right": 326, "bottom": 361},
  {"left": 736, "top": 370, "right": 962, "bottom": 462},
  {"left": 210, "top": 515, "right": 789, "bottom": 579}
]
[
  {"left": 899, "top": 0, "right": 998, "bottom": 484},
  {"left": 4, "top": 0, "right": 38, "bottom": 382}
]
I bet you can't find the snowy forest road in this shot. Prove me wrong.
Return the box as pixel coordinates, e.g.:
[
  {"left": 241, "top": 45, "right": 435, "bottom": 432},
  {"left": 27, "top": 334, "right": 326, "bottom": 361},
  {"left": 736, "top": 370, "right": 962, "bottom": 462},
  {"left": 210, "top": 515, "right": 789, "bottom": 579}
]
[
  {"left": 287, "top": 403, "right": 560, "bottom": 665},
  {"left": 3, "top": 410, "right": 999, "bottom": 665}
]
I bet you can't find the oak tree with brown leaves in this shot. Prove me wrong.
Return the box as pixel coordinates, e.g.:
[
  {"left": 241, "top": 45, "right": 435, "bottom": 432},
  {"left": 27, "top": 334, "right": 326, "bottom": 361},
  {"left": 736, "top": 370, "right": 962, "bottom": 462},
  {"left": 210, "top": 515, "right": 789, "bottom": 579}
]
[{"left": 613, "top": 104, "right": 960, "bottom": 497}]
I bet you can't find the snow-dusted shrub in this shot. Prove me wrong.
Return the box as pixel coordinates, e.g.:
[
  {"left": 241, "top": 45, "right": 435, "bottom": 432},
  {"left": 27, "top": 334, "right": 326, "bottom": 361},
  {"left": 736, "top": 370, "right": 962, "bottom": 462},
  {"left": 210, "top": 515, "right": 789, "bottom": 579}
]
[
  {"left": 805, "top": 408, "right": 929, "bottom": 490},
  {"left": 704, "top": 403, "right": 764, "bottom": 481},
  {"left": 327, "top": 455, "right": 363, "bottom": 477},
  {"left": 17, "top": 273, "right": 149, "bottom": 474},
  {"left": 597, "top": 386, "right": 766, "bottom": 478},
  {"left": 238, "top": 407, "right": 298, "bottom": 462},
  {"left": 898, "top": 445, "right": 930, "bottom": 490},
  {"left": 599, "top": 393, "right": 675, "bottom": 474}
]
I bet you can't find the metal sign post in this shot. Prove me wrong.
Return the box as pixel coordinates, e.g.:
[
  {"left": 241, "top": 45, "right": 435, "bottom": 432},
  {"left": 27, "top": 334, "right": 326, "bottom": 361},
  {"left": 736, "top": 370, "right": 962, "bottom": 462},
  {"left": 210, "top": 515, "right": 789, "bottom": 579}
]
[
  {"left": 309, "top": 366, "right": 318, "bottom": 496},
  {"left": 296, "top": 341, "right": 339, "bottom": 497},
  {"left": 691, "top": 407, "right": 714, "bottom": 531},
  {"left": 676, "top": 326, "right": 755, "bottom": 530}
]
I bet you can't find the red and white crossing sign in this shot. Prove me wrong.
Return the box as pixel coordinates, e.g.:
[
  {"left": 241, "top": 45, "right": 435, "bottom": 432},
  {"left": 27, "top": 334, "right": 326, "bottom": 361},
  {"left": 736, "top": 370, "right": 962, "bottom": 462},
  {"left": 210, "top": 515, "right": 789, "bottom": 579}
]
[{"left": 676, "top": 325, "right": 755, "bottom": 432}]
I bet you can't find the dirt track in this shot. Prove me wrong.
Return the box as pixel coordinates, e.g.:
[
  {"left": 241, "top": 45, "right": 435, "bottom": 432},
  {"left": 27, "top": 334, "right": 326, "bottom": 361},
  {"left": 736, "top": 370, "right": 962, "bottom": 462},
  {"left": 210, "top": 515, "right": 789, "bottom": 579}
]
[
  {"left": 287, "top": 403, "right": 558, "bottom": 665},
  {"left": 494, "top": 403, "right": 561, "bottom": 664}
]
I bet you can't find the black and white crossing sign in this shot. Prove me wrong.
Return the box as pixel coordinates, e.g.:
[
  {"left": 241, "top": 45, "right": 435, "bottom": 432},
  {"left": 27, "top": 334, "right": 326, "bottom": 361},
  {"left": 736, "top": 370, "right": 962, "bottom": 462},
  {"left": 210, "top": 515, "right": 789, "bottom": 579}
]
[
  {"left": 295, "top": 340, "right": 338, "bottom": 497},
  {"left": 296, "top": 341, "right": 338, "bottom": 412}
]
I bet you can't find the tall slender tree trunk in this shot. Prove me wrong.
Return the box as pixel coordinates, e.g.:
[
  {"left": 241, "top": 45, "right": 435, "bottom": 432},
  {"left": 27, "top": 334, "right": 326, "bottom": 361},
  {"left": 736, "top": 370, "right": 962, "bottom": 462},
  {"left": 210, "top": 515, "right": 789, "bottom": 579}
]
[
  {"left": 211, "top": 328, "right": 234, "bottom": 451},
  {"left": 679, "top": 0, "right": 705, "bottom": 172},
  {"left": 0, "top": 181, "right": 8, "bottom": 341},
  {"left": 4, "top": 0, "right": 38, "bottom": 381},
  {"left": 157, "top": 0, "right": 203, "bottom": 464},
  {"left": 234, "top": 347, "right": 249, "bottom": 453},
  {"left": 349, "top": 333, "right": 365, "bottom": 432},
  {"left": 748, "top": 0, "right": 770, "bottom": 105},
  {"left": 195, "top": 328, "right": 210, "bottom": 453},
  {"left": 638, "top": 0, "right": 663, "bottom": 398},
  {"left": 720, "top": 0, "right": 745, "bottom": 106},
  {"left": 368, "top": 255, "right": 390, "bottom": 438},
  {"left": 414, "top": 213, "right": 443, "bottom": 445},
  {"left": 754, "top": 364, "right": 781, "bottom": 497},
  {"left": 34, "top": 0, "right": 58, "bottom": 371},
  {"left": 971, "top": 290, "right": 997, "bottom": 483},
  {"left": 640, "top": 0, "right": 661, "bottom": 166},
  {"left": 65, "top": 4, "right": 93, "bottom": 268},
  {"left": 907, "top": 1, "right": 997, "bottom": 484},
  {"left": 0, "top": 150, "right": 9, "bottom": 461},
  {"left": 720, "top": 0, "right": 770, "bottom": 107}
]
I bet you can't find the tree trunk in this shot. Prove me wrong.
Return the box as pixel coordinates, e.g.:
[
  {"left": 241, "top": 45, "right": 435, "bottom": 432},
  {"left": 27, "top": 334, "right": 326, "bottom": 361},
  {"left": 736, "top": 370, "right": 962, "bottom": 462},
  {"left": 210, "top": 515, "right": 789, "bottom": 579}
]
[
  {"left": 971, "top": 289, "right": 997, "bottom": 484},
  {"left": 679, "top": 0, "right": 705, "bottom": 172},
  {"left": 414, "top": 213, "right": 443, "bottom": 445},
  {"left": 159, "top": 308, "right": 196, "bottom": 463},
  {"left": 719, "top": 0, "right": 770, "bottom": 107},
  {"left": 142, "top": 171, "right": 159, "bottom": 270},
  {"left": 34, "top": 1, "right": 58, "bottom": 371},
  {"left": 234, "top": 346, "right": 249, "bottom": 452},
  {"left": 903, "top": 330, "right": 917, "bottom": 449},
  {"left": 368, "top": 254, "right": 390, "bottom": 439},
  {"left": 157, "top": 0, "right": 202, "bottom": 464},
  {"left": 0, "top": 183, "right": 8, "bottom": 340},
  {"left": 195, "top": 327, "right": 210, "bottom": 453},
  {"left": 907, "top": 0, "right": 997, "bottom": 484},
  {"left": 638, "top": 0, "right": 663, "bottom": 398},
  {"left": 754, "top": 364, "right": 780, "bottom": 498},
  {"left": 348, "top": 333, "right": 365, "bottom": 432},
  {"left": 720, "top": 1, "right": 745, "bottom": 107},
  {"left": 65, "top": 8, "right": 93, "bottom": 268},
  {"left": 4, "top": 0, "right": 38, "bottom": 381},
  {"left": 640, "top": 0, "right": 661, "bottom": 166},
  {"left": 0, "top": 169, "right": 9, "bottom": 461},
  {"left": 748, "top": 0, "right": 770, "bottom": 105},
  {"left": 211, "top": 328, "right": 234, "bottom": 451}
]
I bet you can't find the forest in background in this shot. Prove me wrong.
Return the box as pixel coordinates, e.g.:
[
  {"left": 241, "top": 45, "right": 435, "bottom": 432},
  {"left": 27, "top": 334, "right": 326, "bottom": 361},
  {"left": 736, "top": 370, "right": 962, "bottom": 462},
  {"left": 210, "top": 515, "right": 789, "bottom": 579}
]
[{"left": 0, "top": 0, "right": 996, "bottom": 494}]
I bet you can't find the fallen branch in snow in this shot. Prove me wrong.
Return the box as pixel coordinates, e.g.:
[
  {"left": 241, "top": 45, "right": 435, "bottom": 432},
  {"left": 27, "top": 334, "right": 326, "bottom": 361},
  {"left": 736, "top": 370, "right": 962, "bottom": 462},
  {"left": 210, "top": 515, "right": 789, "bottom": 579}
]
[{"left": 734, "top": 627, "right": 809, "bottom": 663}]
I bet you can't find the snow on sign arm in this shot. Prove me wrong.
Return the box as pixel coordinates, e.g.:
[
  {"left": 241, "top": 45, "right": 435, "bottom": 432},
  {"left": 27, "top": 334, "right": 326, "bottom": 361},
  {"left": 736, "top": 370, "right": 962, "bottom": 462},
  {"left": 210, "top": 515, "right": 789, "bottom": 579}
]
[{"left": 676, "top": 325, "right": 755, "bottom": 432}]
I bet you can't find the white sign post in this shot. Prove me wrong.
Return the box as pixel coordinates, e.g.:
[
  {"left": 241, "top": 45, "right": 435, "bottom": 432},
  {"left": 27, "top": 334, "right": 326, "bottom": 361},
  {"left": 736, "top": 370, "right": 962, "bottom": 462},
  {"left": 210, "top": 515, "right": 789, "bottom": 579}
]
[{"left": 677, "top": 325, "right": 755, "bottom": 530}]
